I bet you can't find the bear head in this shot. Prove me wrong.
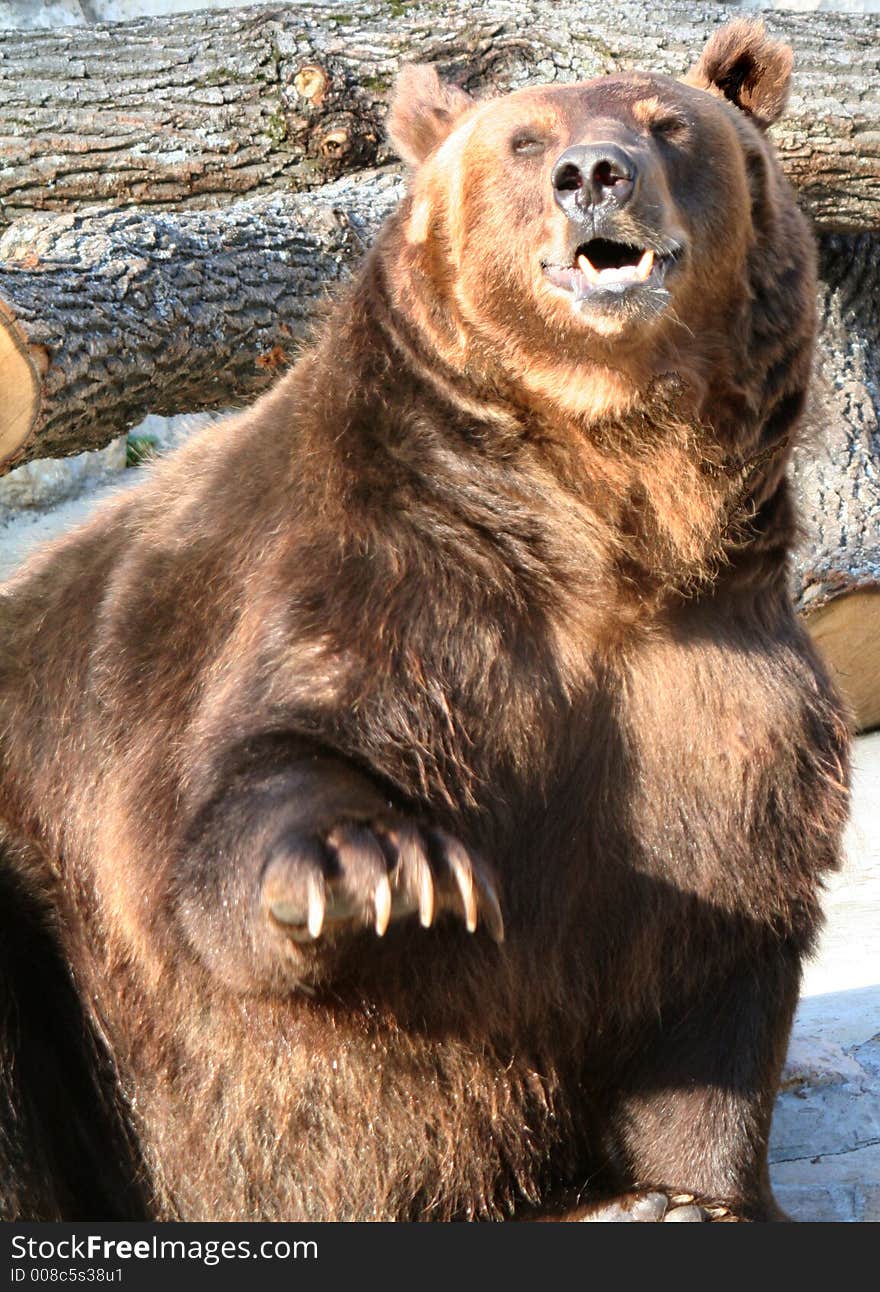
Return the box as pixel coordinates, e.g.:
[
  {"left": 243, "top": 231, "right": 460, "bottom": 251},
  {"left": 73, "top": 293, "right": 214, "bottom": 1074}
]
[{"left": 385, "top": 20, "right": 814, "bottom": 430}]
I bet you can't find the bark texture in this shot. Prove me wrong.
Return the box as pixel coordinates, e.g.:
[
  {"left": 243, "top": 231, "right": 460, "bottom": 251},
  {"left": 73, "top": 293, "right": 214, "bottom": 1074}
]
[
  {"left": 0, "top": 169, "right": 404, "bottom": 465},
  {"left": 794, "top": 235, "right": 880, "bottom": 618},
  {"left": 792, "top": 233, "right": 880, "bottom": 730},
  {"left": 0, "top": 1, "right": 878, "bottom": 230}
]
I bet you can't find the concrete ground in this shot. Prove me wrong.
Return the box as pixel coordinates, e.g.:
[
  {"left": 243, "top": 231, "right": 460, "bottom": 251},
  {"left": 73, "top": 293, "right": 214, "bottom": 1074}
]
[
  {"left": 0, "top": 472, "right": 140, "bottom": 581},
  {"left": 770, "top": 730, "right": 880, "bottom": 1221},
  {"left": 0, "top": 477, "right": 877, "bottom": 1221}
]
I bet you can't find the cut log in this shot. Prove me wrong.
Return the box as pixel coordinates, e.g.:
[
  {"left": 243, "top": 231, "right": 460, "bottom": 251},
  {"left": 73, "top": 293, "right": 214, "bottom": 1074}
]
[
  {"left": 0, "top": 169, "right": 405, "bottom": 467},
  {"left": 0, "top": 1, "right": 878, "bottom": 231},
  {"left": 792, "top": 234, "right": 880, "bottom": 731},
  {"left": 806, "top": 590, "right": 880, "bottom": 733},
  {"left": 0, "top": 301, "right": 41, "bottom": 464}
]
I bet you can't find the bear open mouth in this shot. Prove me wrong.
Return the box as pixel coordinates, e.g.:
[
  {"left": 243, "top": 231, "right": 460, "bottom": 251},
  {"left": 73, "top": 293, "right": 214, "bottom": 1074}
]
[
  {"left": 574, "top": 239, "right": 656, "bottom": 286},
  {"left": 543, "top": 237, "right": 676, "bottom": 305}
]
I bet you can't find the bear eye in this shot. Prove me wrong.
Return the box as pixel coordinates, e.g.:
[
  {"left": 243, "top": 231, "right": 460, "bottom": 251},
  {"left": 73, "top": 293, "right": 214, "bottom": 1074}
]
[
  {"left": 510, "top": 132, "right": 547, "bottom": 157},
  {"left": 650, "top": 114, "right": 689, "bottom": 142}
]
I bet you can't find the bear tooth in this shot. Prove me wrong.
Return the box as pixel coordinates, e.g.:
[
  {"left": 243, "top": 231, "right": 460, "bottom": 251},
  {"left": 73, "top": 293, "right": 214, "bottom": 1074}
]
[
  {"left": 418, "top": 867, "right": 435, "bottom": 928},
  {"left": 374, "top": 874, "right": 392, "bottom": 936},
  {"left": 307, "top": 877, "right": 326, "bottom": 939},
  {"left": 576, "top": 253, "right": 599, "bottom": 284},
  {"left": 635, "top": 249, "right": 655, "bottom": 279}
]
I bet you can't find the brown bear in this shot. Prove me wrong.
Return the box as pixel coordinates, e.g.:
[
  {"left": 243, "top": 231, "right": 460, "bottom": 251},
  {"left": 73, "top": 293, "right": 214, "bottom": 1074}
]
[{"left": 0, "top": 20, "right": 850, "bottom": 1222}]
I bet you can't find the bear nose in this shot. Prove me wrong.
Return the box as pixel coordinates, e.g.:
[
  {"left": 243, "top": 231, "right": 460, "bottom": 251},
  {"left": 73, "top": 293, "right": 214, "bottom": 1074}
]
[{"left": 551, "top": 144, "right": 638, "bottom": 214}]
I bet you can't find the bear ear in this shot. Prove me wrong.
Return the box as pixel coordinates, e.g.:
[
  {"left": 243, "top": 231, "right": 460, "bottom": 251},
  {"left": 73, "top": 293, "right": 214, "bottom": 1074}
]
[
  {"left": 387, "top": 64, "right": 475, "bottom": 165},
  {"left": 685, "top": 19, "right": 793, "bottom": 129}
]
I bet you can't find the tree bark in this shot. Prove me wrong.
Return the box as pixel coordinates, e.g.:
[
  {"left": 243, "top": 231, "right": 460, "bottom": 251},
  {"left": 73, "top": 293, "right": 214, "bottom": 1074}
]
[
  {"left": 0, "top": 1, "right": 878, "bottom": 231},
  {"left": 0, "top": 169, "right": 404, "bottom": 467},
  {"left": 792, "top": 234, "right": 880, "bottom": 731}
]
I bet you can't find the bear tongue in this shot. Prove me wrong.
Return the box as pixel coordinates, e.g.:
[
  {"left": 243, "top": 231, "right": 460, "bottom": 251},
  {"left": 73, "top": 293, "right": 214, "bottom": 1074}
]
[{"left": 576, "top": 249, "right": 654, "bottom": 285}]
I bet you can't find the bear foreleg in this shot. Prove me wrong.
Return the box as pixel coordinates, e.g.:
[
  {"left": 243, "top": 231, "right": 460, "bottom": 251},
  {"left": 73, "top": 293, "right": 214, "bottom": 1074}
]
[{"left": 173, "top": 739, "right": 503, "bottom": 993}]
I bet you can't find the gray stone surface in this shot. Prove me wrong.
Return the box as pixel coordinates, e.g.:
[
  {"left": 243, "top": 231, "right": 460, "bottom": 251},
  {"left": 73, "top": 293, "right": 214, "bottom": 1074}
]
[
  {"left": 0, "top": 437, "right": 127, "bottom": 520},
  {"left": 0, "top": 413, "right": 219, "bottom": 580},
  {"left": 769, "top": 731, "right": 880, "bottom": 1221}
]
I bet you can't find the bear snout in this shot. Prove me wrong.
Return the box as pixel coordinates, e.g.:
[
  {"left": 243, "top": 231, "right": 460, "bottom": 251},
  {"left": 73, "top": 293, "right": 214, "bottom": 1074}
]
[{"left": 551, "top": 142, "right": 639, "bottom": 215}]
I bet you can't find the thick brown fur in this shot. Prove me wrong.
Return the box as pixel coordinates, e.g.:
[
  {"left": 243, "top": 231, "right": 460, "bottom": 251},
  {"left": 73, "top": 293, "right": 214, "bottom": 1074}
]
[{"left": 0, "top": 22, "right": 849, "bottom": 1221}]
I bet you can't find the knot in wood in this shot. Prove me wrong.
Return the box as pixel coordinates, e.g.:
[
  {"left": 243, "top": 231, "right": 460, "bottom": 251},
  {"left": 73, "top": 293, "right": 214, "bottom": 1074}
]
[
  {"left": 293, "top": 65, "right": 329, "bottom": 106},
  {"left": 319, "top": 129, "right": 351, "bottom": 159}
]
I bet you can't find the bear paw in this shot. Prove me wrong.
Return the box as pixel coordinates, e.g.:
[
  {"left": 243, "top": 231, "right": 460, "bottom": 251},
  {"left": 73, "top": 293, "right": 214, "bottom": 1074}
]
[
  {"left": 261, "top": 818, "right": 504, "bottom": 944},
  {"left": 575, "top": 1191, "right": 742, "bottom": 1223}
]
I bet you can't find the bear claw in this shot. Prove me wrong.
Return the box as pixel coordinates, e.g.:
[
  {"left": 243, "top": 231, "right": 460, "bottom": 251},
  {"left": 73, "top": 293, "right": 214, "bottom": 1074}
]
[{"left": 262, "top": 817, "right": 503, "bottom": 944}]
